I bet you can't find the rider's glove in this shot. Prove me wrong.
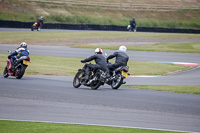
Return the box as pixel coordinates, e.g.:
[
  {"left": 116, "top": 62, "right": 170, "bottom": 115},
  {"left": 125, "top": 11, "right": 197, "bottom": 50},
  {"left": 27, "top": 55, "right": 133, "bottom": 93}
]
[
  {"left": 81, "top": 60, "right": 85, "bottom": 63},
  {"left": 106, "top": 59, "right": 109, "bottom": 63}
]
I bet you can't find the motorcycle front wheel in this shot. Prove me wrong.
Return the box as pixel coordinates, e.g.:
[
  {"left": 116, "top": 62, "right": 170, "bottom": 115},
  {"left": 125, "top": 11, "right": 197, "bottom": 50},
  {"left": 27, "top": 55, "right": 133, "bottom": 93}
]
[
  {"left": 73, "top": 71, "right": 82, "bottom": 88},
  {"left": 15, "top": 65, "right": 26, "bottom": 79},
  {"left": 111, "top": 73, "right": 123, "bottom": 89},
  {"left": 3, "top": 66, "right": 9, "bottom": 78},
  {"left": 90, "top": 72, "right": 102, "bottom": 90}
]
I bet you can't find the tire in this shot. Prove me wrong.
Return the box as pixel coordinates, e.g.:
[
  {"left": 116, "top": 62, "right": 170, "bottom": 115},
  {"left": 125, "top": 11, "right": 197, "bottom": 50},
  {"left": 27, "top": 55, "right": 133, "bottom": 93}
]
[
  {"left": 73, "top": 71, "right": 82, "bottom": 88},
  {"left": 90, "top": 72, "right": 102, "bottom": 90},
  {"left": 3, "top": 67, "right": 9, "bottom": 78},
  {"left": 15, "top": 65, "right": 26, "bottom": 79},
  {"left": 111, "top": 73, "right": 123, "bottom": 89}
]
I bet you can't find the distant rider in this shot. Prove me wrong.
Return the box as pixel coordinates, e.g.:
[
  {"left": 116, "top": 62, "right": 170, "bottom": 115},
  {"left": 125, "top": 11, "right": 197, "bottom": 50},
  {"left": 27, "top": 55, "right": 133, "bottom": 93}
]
[
  {"left": 8, "top": 42, "right": 30, "bottom": 70},
  {"left": 130, "top": 18, "right": 136, "bottom": 30},
  {"left": 37, "top": 16, "right": 44, "bottom": 29},
  {"left": 107, "top": 45, "right": 129, "bottom": 71},
  {"left": 81, "top": 48, "right": 110, "bottom": 80}
]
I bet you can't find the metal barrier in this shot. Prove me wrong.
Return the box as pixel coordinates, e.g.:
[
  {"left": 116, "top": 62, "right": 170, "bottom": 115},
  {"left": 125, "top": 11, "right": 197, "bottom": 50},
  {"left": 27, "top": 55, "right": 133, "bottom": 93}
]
[{"left": 0, "top": 20, "right": 200, "bottom": 34}]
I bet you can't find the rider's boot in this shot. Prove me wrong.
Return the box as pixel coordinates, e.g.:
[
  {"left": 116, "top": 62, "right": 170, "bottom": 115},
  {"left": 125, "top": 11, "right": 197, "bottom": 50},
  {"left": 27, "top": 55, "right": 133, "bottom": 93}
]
[{"left": 106, "top": 77, "right": 112, "bottom": 85}]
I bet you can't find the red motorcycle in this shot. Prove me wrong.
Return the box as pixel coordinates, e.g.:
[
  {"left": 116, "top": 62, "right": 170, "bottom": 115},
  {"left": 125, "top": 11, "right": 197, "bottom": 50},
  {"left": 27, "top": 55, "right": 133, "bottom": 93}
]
[
  {"left": 3, "top": 51, "right": 30, "bottom": 79},
  {"left": 31, "top": 22, "right": 41, "bottom": 31}
]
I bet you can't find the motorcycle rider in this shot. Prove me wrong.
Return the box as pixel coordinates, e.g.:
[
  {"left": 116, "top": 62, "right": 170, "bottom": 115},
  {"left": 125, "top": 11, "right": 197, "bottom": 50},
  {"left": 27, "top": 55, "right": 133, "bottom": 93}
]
[
  {"left": 107, "top": 45, "right": 129, "bottom": 71},
  {"left": 130, "top": 18, "right": 136, "bottom": 30},
  {"left": 37, "top": 16, "right": 44, "bottom": 30},
  {"left": 8, "top": 42, "right": 30, "bottom": 70},
  {"left": 81, "top": 48, "right": 110, "bottom": 80}
]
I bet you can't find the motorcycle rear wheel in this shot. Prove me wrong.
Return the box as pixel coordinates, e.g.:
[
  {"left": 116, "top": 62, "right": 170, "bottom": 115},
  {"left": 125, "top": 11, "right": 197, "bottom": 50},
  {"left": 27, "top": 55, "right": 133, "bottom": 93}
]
[
  {"left": 111, "top": 73, "right": 123, "bottom": 89},
  {"left": 90, "top": 72, "right": 102, "bottom": 90},
  {"left": 3, "top": 67, "right": 9, "bottom": 78},
  {"left": 15, "top": 65, "right": 26, "bottom": 79},
  {"left": 73, "top": 71, "right": 82, "bottom": 88}
]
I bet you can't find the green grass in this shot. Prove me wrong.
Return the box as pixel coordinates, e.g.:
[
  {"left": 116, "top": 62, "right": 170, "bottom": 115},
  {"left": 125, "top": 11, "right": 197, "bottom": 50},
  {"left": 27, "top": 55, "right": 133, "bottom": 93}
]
[
  {"left": 130, "top": 42, "right": 200, "bottom": 53},
  {"left": 125, "top": 85, "right": 200, "bottom": 95},
  {"left": 71, "top": 42, "right": 200, "bottom": 53},
  {"left": 1, "top": 0, "right": 200, "bottom": 29},
  {"left": 0, "top": 120, "right": 182, "bottom": 133},
  {"left": 0, "top": 53, "right": 190, "bottom": 76},
  {"left": 0, "top": 31, "right": 200, "bottom": 53}
]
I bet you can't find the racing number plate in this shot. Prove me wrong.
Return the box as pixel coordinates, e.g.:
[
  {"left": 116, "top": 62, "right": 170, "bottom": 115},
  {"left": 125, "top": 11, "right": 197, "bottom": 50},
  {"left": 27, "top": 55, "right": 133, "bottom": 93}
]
[
  {"left": 23, "top": 60, "right": 29, "bottom": 65},
  {"left": 33, "top": 24, "right": 36, "bottom": 26},
  {"left": 122, "top": 71, "right": 128, "bottom": 78}
]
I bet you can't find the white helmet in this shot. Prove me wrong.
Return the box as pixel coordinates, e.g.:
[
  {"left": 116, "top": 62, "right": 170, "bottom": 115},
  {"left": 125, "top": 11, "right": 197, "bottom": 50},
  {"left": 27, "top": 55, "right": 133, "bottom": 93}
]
[
  {"left": 119, "top": 45, "right": 127, "bottom": 52},
  {"left": 40, "top": 16, "right": 44, "bottom": 20},
  {"left": 95, "top": 48, "right": 103, "bottom": 54},
  {"left": 20, "top": 42, "right": 27, "bottom": 48}
]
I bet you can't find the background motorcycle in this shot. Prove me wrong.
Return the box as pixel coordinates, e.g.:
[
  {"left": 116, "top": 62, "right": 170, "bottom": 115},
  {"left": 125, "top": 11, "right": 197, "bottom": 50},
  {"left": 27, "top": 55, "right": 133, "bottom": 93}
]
[
  {"left": 31, "top": 22, "right": 41, "bottom": 31},
  {"left": 73, "top": 63, "right": 106, "bottom": 90},
  {"left": 3, "top": 50, "right": 30, "bottom": 79},
  {"left": 127, "top": 24, "right": 137, "bottom": 32}
]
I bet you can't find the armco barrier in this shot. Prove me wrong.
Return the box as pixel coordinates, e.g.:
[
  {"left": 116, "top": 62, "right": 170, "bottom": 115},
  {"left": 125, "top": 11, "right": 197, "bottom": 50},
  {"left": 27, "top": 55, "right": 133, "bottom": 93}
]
[{"left": 0, "top": 20, "right": 200, "bottom": 34}]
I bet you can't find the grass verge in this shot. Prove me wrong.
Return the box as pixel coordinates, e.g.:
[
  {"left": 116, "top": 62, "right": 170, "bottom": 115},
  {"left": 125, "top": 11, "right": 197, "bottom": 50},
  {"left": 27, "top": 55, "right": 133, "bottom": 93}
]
[
  {"left": 0, "top": 53, "right": 190, "bottom": 76},
  {"left": 0, "top": 31, "right": 200, "bottom": 53},
  {"left": 71, "top": 42, "right": 200, "bottom": 53},
  {"left": 125, "top": 85, "right": 200, "bottom": 95},
  {"left": 0, "top": 120, "right": 181, "bottom": 133}
]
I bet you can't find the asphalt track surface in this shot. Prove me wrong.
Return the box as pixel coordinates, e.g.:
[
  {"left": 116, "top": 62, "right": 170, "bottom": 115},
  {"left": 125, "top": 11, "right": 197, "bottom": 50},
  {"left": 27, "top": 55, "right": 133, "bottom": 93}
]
[{"left": 0, "top": 28, "right": 200, "bottom": 132}]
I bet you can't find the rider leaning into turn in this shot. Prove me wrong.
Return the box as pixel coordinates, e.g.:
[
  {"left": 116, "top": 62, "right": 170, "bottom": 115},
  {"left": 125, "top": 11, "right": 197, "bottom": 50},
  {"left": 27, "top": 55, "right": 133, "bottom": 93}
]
[
  {"left": 8, "top": 42, "right": 30, "bottom": 70},
  {"left": 81, "top": 48, "right": 110, "bottom": 80},
  {"left": 107, "top": 45, "right": 129, "bottom": 71}
]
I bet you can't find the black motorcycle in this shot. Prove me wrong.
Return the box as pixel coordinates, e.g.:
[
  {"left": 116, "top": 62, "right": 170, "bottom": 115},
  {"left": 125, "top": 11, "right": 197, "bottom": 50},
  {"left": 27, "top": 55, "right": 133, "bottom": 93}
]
[
  {"left": 73, "top": 63, "right": 107, "bottom": 90},
  {"left": 127, "top": 24, "right": 137, "bottom": 32},
  {"left": 3, "top": 50, "right": 30, "bottom": 79},
  {"left": 108, "top": 66, "right": 129, "bottom": 89}
]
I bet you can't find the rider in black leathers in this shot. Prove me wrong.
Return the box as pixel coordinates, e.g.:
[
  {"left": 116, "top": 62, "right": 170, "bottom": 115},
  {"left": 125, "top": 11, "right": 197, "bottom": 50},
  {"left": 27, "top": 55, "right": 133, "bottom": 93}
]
[
  {"left": 37, "top": 16, "right": 44, "bottom": 28},
  {"left": 130, "top": 18, "right": 136, "bottom": 30},
  {"left": 107, "top": 45, "right": 129, "bottom": 71},
  {"left": 81, "top": 48, "right": 110, "bottom": 80}
]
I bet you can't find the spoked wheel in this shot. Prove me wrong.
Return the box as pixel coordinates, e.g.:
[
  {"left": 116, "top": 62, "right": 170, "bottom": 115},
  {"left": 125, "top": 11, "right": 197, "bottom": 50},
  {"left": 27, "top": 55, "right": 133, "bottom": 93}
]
[
  {"left": 3, "top": 67, "right": 9, "bottom": 78},
  {"left": 15, "top": 65, "right": 25, "bottom": 79},
  {"left": 111, "top": 73, "right": 123, "bottom": 89},
  {"left": 90, "top": 72, "right": 102, "bottom": 90},
  {"left": 73, "top": 71, "right": 83, "bottom": 88}
]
